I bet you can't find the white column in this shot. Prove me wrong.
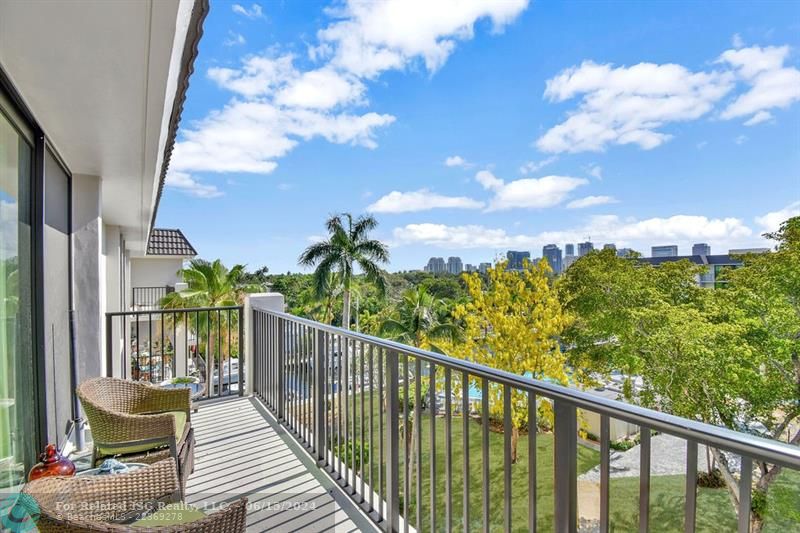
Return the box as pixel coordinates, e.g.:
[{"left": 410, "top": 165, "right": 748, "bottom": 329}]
[
  {"left": 243, "top": 293, "right": 285, "bottom": 395},
  {"left": 103, "top": 224, "right": 123, "bottom": 377},
  {"left": 72, "top": 174, "right": 104, "bottom": 379}
]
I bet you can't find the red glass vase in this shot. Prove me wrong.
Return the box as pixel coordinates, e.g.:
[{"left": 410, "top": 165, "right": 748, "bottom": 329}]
[{"left": 28, "top": 444, "right": 76, "bottom": 481}]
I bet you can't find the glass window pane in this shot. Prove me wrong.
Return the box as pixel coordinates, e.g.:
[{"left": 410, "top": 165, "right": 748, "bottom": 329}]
[{"left": 0, "top": 106, "right": 34, "bottom": 488}]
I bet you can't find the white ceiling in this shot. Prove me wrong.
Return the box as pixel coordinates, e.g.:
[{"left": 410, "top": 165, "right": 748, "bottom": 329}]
[{"left": 0, "top": 0, "right": 194, "bottom": 252}]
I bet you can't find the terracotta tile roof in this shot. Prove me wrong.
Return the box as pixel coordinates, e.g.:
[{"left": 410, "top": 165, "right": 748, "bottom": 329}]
[{"left": 147, "top": 228, "right": 197, "bottom": 256}]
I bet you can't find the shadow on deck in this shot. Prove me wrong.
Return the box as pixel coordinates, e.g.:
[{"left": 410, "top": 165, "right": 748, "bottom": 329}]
[{"left": 185, "top": 396, "right": 378, "bottom": 532}]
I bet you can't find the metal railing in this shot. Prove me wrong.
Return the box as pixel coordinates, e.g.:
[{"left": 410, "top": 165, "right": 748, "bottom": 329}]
[
  {"left": 105, "top": 306, "right": 244, "bottom": 399},
  {"left": 132, "top": 285, "right": 173, "bottom": 309},
  {"left": 251, "top": 308, "right": 800, "bottom": 533}
]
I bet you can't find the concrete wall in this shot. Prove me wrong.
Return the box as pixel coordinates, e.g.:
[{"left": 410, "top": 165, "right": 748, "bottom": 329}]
[
  {"left": 130, "top": 256, "right": 184, "bottom": 289},
  {"left": 127, "top": 256, "right": 184, "bottom": 304},
  {"left": 244, "top": 293, "right": 285, "bottom": 395},
  {"left": 72, "top": 174, "right": 103, "bottom": 382}
]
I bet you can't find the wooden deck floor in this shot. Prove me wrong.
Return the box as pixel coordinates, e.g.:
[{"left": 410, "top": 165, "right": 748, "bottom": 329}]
[{"left": 185, "top": 396, "right": 378, "bottom": 532}]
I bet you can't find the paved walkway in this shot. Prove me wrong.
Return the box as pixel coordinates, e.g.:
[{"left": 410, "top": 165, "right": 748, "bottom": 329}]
[
  {"left": 185, "top": 396, "right": 378, "bottom": 532},
  {"left": 579, "top": 433, "right": 710, "bottom": 482}
]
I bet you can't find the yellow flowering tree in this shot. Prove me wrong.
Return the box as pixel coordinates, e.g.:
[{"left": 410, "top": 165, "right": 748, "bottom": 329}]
[{"left": 450, "top": 259, "right": 571, "bottom": 462}]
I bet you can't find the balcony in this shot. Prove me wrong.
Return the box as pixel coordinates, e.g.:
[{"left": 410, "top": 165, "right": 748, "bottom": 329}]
[
  {"left": 132, "top": 285, "right": 174, "bottom": 311},
  {"left": 106, "top": 304, "right": 800, "bottom": 532}
]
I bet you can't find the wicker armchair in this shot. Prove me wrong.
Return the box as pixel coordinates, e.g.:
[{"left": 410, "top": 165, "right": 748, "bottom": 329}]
[
  {"left": 23, "top": 459, "right": 248, "bottom": 532},
  {"left": 77, "top": 377, "right": 195, "bottom": 496}
]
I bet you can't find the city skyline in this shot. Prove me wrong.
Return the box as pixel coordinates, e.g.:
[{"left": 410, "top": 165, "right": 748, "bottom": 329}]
[
  {"left": 155, "top": 1, "right": 800, "bottom": 272},
  {"left": 419, "top": 238, "right": 752, "bottom": 274}
]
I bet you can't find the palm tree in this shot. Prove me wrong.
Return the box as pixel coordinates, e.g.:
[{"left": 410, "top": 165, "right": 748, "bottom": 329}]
[
  {"left": 379, "top": 286, "right": 460, "bottom": 476},
  {"left": 163, "top": 259, "right": 262, "bottom": 308},
  {"left": 298, "top": 213, "right": 389, "bottom": 329},
  {"left": 378, "top": 286, "right": 459, "bottom": 351},
  {"left": 161, "top": 259, "right": 262, "bottom": 380}
]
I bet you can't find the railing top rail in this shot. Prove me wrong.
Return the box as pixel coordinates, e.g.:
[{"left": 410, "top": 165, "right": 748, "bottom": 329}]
[
  {"left": 107, "top": 305, "right": 243, "bottom": 317},
  {"left": 256, "top": 307, "right": 800, "bottom": 469}
]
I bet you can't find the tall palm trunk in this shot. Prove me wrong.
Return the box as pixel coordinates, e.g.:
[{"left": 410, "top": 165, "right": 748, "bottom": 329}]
[{"left": 342, "top": 289, "right": 351, "bottom": 330}]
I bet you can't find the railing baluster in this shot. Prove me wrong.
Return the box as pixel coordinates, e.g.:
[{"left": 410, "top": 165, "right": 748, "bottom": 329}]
[
  {"left": 463, "top": 370, "right": 470, "bottom": 533},
  {"left": 338, "top": 334, "right": 344, "bottom": 478},
  {"left": 684, "top": 440, "right": 697, "bottom": 533},
  {"left": 217, "top": 309, "right": 222, "bottom": 397},
  {"left": 504, "top": 385, "right": 512, "bottom": 532},
  {"left": 416, "top": 358, "right": 423, "bottom": 532},
  {"left": 445, "top": 367, "right": 453, "bottom": 532},
  {"left": 148, "top": 312, "right": 153, "bottom": 383},
  {"left": 314, "top": 327, "right": 326, "bottom": 462},
  {"left": 172, "top": 312, "right": 177, "bottom": 380},
  {"left": 351, "top": 337, "right": 357, "bottom": 493},
  {"left": 403, "top": 353, "right": 410, "bottom": 532},
  {"left": 600, "top": 414, "right": 610, "bottom": 533},
  {"left": 160, "top": 313, "right": 165, "bottom": 381},
  {"left": 482, "top": 378, "right": 490, "bottom": 533},
  {"left": 379, "top": 346, "right": 384, "bottom": 512},
  {"left": 553, "top": 399, "right": 577, "bottom": 533},
  {"left": 305, "top": 324, "right": 310, "bottom": 442},
  {"left": 361, "top": 340, "right": 366, "bottom": 501},
  {"left": 385, "top": 349, "right": 401, "bottom": 533},
  {"left": 529, "top": 391, "right": 537, "bottom": 532},
  {"left": 135, "top": 316, "right": 139, "bottom": 381},
  {"left": 430, "top": 361, "right": 437, "bottom": 533},
  {"left": 277, "top": 317, "right": 285, "bottom": 420},
  {"left": 369, "top": 344, "right": 375, "bottom": 512},
  {"left": 639, "top": 427, "right": 651, "bottom": 533},
  {"left": 738, "top": 456, "right": 753, "bottom": 533}
]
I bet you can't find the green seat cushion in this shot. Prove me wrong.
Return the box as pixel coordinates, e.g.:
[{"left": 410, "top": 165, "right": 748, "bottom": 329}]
[
  {"left": 131, "top": 503, "right": 205, "bottom": 527},
  {"left": 97, "top": 411, "right": 187, "bottom": 456}
]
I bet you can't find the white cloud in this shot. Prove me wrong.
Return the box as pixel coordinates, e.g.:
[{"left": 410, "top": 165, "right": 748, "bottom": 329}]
[
  {"left": 277, "top": 182, "right": 292, "bottom": 191},
  {"left": 536, "top": 60, "right": 734, "bottom": 153},
  {"left": 165, "top": 171, "right": 223, "bottom": 198},
  {"left": 276, "top": 68, "right": 366, "bottom": 110},
  {"left": 732, "top": 33, "right": 745, "bottom": 49},
  {"left": 696, "top": 140, "right": 708, "bottom": 149},
  {"left": 718, "top": 45, "right": 800, "bottom": 122},
  {"left": 223, "top": 32, "right": 246, "bottom": 47},
  {"left": 475, "top": 170, "right": 505, "bottom": 191},
  {"left": 171, "top": 100, "right": 394, "bottom": 175},
  {"left": 232, "top": 3, "right": 264, "bottom": 19},
  {"left": 316, "top": 0, "right": 529, "bottom": 78},
  {"left": 586, "top": 164, "right": 603, "bottom": 180},
  {"left": 476, "top": 170, "right": 587, "bottom": 210},
  {"left": 566, "top": 195, "right": 618, "bottom": 209},
  {"left": 755, "top": 201, "right": 800, "bottom": 233},
  {"left": 519, "top": 156, "right": 557, "bottom": 174},
  {"left": 743, "top": 110, "right": 773, "bottom": 126},
  {"left": 174, "top": 1, "right": 529, "bottom": 182},
  {"left": 734, "top": 134, "right": 748, "bottom": 145},
  {"left": 445, "top": 155, "right": 471, "bottom": 168},
  {"left": 207, "top": 55, "right": 297, "bottom": 99},
  {"left": 392, "top": 214, "right": 754, "bottom": 251},
  {"left": 367, "top": 189, "right": 484, "bottom": 213}
]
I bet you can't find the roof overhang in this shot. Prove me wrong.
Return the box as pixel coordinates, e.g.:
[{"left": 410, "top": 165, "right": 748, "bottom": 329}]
[{"left": 0, "top": 0, "right": 208, "bottom": 253}]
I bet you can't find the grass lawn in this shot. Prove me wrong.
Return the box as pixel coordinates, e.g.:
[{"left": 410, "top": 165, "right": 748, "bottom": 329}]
[{"left": 333, "top": 390, "right": 798, "bottom": 532}]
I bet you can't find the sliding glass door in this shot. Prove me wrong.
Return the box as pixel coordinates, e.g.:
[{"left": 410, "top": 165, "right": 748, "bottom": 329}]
[{"left": 0, "top": 98, "right": 35, "bottom": 488}]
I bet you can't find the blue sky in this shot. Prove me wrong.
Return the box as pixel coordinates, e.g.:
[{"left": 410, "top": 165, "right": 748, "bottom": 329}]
[{"left": 157, "top": 0, "right": 800, "bottom": 273}]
